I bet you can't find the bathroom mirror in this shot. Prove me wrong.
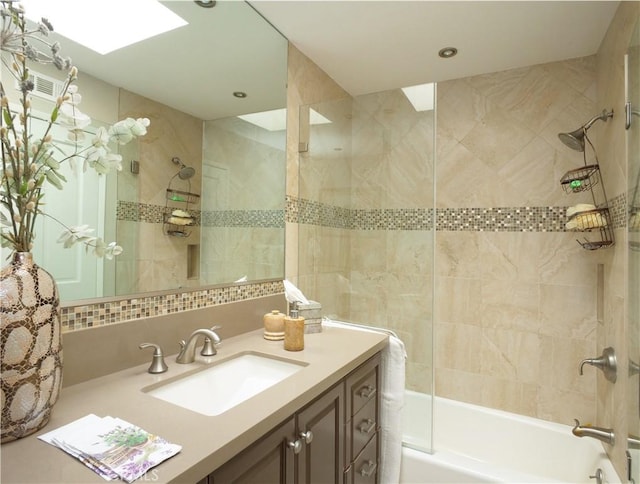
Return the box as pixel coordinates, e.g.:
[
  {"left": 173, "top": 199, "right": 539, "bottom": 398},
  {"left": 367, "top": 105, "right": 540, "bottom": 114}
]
[{"left": 1, "top": 1, "right": 288, "bottom": 301}]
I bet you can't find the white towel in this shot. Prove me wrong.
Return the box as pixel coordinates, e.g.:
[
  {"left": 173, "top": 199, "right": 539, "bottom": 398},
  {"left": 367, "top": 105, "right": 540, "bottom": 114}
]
[
  {"left": 379, "top": 334, "right": 407, "bottom": 484},
  {"left": 322, "top": 319, "right": 407, "bottom": 484}
]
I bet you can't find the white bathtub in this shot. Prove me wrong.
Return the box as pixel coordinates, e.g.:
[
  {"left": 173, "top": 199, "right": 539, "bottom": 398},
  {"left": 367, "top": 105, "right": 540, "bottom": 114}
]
[{"left": 399, "top": 391, "right": 621, "bottom": 484}]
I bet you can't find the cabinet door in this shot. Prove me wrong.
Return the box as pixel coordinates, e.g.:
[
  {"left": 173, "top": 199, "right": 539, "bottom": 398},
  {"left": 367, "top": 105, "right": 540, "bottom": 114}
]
[
  {"left": 211, "top": 417, "right": 295, "bottom": 484},
  {"left": 296, "top": 383, "right": 345, "bottom": 484}
]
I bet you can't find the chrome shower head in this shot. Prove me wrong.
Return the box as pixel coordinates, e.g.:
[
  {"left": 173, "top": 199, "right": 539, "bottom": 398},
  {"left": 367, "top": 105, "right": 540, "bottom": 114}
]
[
  {"left": 557, "top": 110, "right": 613, "bottom": 152},
  {"left": 171, "top": 156, "right": 196, "bottom": 180},
  {"left": 558, "top": 128, "right": 586, "bottom": 152},
  {"left": 178, "top": 166, "right": 196, "bottom": 180}
]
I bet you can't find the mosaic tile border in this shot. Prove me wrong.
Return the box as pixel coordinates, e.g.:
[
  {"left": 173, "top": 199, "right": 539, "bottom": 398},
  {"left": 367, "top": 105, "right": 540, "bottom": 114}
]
[
  {"left": 61, "top": 280, "right": 284, "bottom": 332},
  {"left": 67, "top": 194, "right": 627, "bottom": 333},
  {"left": 289, "top": 195, "right": 628, "bottom": 232},
  {"left": 201, "top": 209, "right": 284, "bottom": 228},
  {"left": 117, "top": 200, "right": 283, "bottom": 228}
]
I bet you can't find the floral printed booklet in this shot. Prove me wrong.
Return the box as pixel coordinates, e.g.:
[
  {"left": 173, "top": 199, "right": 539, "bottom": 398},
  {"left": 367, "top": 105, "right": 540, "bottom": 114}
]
[{"left": 39, "top": 414, "right": 181, "bottom": 482}]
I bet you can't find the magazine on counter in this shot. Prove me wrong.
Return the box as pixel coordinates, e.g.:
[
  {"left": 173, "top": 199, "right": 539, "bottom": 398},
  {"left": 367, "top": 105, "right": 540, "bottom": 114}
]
[{"left": 39, "top": 414, "right": 181, "bottom": 482}]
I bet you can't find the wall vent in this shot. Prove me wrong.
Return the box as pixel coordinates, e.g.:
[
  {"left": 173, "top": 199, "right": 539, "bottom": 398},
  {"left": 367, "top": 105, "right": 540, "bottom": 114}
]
[{"left": 15, "top": 70, "right": 65, "bottom": 102}]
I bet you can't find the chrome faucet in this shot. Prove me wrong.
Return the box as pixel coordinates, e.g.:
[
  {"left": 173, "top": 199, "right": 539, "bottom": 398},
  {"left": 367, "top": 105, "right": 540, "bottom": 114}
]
[
  {"left": 176, "top": 327, "right": 221, "bottom": 364},
  {"left": 572, "top": 419, "right": 615, "bottom": 445}
]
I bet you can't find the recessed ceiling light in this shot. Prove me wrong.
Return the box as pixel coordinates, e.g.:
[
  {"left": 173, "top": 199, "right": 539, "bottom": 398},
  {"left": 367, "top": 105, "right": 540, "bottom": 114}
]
[
  {"left": 233, "top": 91, "right": 248, "bottom": 98},
  {"left": 21, "top": 0, "right": 187, "bottom": 55},
  {"left": 401, "top": 82, "right": 435, "bottom": 112},
  {"left": 438, "top": 47, "right": 458, "bottom": 59}
]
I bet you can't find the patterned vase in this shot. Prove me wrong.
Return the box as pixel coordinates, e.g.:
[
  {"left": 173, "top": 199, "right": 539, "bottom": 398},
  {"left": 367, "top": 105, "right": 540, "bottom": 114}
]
[{"left": 1, "top": 252, "right": 63, "bottom": 443}]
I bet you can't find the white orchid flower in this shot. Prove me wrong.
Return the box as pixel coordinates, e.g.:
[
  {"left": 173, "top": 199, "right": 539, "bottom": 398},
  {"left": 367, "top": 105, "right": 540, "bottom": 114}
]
[
  {"left": 86, "top": 147, "right": 122, "bottom": 174},
  {"left": 58, "top": 103, "right": 91, "bottom": 131},
  {"left": 108, "top": 121, "right": 134, "bottom": 145},
  {"left": 130, "top": 117, "right": 150, "bottom": 136},
  {"left": 92, "top": 126, "right": 110, "bottom": 148},
  {"left": 104, "top": 242, "right": 123, "bottom": 259}
]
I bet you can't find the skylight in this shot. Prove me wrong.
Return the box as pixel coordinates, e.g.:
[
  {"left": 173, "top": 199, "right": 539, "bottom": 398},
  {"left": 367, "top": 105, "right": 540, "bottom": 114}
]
[
  {"left": 401, "top": 82, "right": 435, "bottom": 112},
  {"left": 21, "top": 0, "right": 187, "bottom": 55},
  {"left": 238, "top": 108, "right": 331, "bottom": 132}
]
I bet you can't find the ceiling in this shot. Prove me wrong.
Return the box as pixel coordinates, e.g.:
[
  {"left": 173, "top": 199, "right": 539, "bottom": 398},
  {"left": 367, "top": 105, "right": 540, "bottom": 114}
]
[
  {"left": 35, "top": 1, "right": 620, "bottom": 120},
  {"left": 250, "top": 0, "right": 620, "bottom": 96}
]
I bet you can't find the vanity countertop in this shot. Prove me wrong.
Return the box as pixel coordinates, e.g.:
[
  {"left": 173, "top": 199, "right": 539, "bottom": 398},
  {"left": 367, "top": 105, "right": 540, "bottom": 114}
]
[{"left": 1, "top": 325, "right": 387, "bottom": 484}]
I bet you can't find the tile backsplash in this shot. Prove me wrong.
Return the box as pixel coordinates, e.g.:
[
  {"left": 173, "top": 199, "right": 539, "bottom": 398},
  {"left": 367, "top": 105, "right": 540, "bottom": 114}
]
[{"left": 61, "top": 280, "right": 283, "bottom": 332}]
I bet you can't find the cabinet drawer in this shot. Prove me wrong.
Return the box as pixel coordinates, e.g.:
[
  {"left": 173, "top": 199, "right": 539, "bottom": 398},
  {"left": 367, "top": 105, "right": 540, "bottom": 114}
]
[
  {"left": 348, "top": 397, "right": 378, "bottom": 461},
  {"left": 344, "top": 435, "right": 378, "bottom": 484},
  {"left": 346, "top": 354, "right": 380, "bottom": 418}
]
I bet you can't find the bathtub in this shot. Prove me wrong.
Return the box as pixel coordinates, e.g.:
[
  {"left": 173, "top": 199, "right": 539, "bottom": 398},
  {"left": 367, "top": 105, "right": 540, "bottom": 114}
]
[{"left": 399, "top": 391, "right": 621, "bottom": 483}]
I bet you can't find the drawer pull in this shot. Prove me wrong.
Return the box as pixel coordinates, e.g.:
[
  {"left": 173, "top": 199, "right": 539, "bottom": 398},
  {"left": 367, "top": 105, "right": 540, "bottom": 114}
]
[
  {"left": 359, "top": 460, "right": 377, "bottom": 478},
  {"left": 358, "top": 384, "right": 376, "bottom": 399},
  {"left": 358, "top": 418, "right": 376, "bottom": 435}
]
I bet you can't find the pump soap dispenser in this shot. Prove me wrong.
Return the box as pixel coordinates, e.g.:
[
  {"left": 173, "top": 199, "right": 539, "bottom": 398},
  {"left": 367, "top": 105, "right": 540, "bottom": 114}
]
[{"left": 284, "top": 303, "right": 305, "bottom": 351}]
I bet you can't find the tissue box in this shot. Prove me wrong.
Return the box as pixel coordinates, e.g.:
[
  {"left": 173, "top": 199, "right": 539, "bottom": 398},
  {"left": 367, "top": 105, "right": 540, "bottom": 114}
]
[{"left": 298, "top": 300, "right": 322, "bottom": 334}]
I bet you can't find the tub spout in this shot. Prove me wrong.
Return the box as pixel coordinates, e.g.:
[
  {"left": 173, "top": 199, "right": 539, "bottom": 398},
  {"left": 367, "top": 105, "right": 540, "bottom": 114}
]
[{"left": 572, "top": 419, "right": 615, "bottom": 446}]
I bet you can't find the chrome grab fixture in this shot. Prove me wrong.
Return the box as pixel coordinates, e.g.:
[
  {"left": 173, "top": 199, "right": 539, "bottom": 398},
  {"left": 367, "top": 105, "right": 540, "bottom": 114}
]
[
  {"left": 629, "top": 435, "right": 640, "bottom": 450},
  {"left": 176, "top": 327, "right": 222, "bottom": 364},
  {"left": 200, "top": 325, "right": 222, "bottom": 356},
  {"left": 579, "top": 347, "right": 617, "bottom": 383},
  {"left": 138, "top": 343, "right": 168, "bottom": 374},
  {"left": 287, "top": 430, "right": 314, "bottom": 454},
  {"left": 572, "top": 419, "right": 615, "bottom": 445}
]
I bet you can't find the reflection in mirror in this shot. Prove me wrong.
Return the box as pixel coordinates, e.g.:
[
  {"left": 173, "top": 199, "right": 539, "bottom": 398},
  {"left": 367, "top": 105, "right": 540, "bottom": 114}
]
[
  {"left": 1, "top": 1, "right": 288, "bottom": 302},
  {"left": 628, "top": 17, "right": 640, "bottom": 484},
  {"left": 201, "top": 115, "right": 286, "bottom": 285}
]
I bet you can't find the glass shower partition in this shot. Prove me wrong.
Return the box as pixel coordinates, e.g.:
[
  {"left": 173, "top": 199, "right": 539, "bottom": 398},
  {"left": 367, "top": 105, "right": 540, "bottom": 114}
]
[
  {"left": 298, "top": 85, "right": 436, "bottom": 452},
  {"left": 627, "top": 18, "right": 640, "bottom": 484}
]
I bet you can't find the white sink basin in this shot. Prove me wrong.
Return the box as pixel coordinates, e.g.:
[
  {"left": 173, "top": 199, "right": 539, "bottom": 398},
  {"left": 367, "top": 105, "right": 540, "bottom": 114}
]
[{"left": 143, "top": 353, "right": 306, "bottom": 416}]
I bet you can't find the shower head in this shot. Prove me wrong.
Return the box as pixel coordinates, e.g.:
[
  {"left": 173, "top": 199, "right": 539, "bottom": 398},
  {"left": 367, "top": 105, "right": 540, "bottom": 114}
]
[
  {"left": 178, "top": 166, "right": 195, "bottom": 180},
  {"left": 557, "top": 109, "right": 613, "bottom": 152},
  {"left": 558, "top": 128, "right": 587, "bottom": 152},
  {"left": 171, "top": 156, "right": 196, "bottom": 180}
]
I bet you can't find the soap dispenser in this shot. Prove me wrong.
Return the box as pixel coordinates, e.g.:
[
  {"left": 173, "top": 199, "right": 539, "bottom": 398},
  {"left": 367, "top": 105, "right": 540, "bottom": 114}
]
[{"left": 284, "top": 303, "right": 305, "bottom": 351}]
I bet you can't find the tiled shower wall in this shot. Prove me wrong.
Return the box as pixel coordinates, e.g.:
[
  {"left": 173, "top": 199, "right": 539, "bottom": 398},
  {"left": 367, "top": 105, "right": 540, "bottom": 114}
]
[
  {"left": 292, "top": 49, "right": 617, "bottom": 426},
  {"left": 435, "top": 56, "right": 604, "bottom": 423}
]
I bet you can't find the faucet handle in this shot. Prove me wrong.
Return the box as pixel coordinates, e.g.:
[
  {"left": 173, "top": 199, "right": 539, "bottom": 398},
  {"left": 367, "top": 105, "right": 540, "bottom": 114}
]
[
  {"left": 139, "top": 343, "right": 169, "bottom": 374},
  {"left": 579, "top": 347, "right": 617, "bottom": 383},
  {"left": 201, "top": 325, "right": 222, "bottom": 356}
]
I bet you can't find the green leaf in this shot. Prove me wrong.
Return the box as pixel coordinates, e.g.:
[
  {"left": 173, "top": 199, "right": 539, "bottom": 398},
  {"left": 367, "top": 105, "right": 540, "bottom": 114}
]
[
  {"left": 50, "top": 106, "right": 59, "bottom": 123},
  {"left": 3, "top": 108, "right": 13, "bottom": 127},
  {"left": 45, "top": 170, "right": 63, "bottom": 189},
  {"left": 44, "top": 156, "right": 60, "bottom": 170},
  {"left": 53, "top": 169, "right": 67, "bottom": 183}
]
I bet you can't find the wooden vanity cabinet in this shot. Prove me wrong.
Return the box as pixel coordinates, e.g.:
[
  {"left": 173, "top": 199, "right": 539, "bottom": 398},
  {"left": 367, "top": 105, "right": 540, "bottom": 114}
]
[
  {"left": 209, "top": 417, "right": 296, "bottom": 483},
  {"left": 344, "top": 354, "right": 380, "bottom": 484},
  {"left": 208, "top": 353, "right": 380, "bottom": 484}
]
